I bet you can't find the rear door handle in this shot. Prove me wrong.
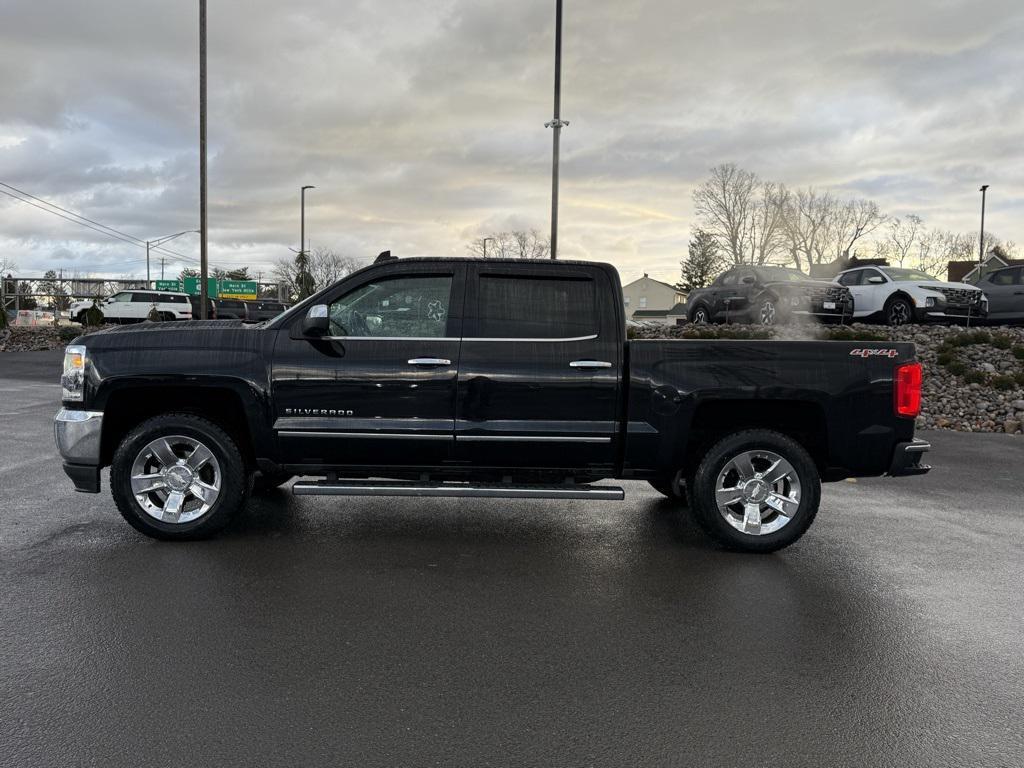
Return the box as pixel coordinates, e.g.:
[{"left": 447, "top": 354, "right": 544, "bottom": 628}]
[
  {"left": 408, "top": 358, "right": 451, "bottom": 366},
  {"left": 569, "top": 360, "right": 613, "bottom": 369}
]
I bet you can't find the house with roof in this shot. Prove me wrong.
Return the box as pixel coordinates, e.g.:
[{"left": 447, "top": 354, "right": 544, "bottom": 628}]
[
  {"left": 621, "top": 274, "right": 686, "bottom": 321},
  {"left": 948, "top": 252, "right": 1024, "bottom": 284}
]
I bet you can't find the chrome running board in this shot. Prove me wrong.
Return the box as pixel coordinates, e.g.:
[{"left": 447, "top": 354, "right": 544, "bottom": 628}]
[{"left": 292, "top": 480, "right": 625, "bottom": 500}]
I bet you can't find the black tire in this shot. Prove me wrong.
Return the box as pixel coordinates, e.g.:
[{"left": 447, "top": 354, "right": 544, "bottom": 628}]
[
  {"left": 252, "top": 470, "right": 295, "bottom": 493},
  {"left": 688, "top": 304, "right": 711, "bottom": 325},
  {"left": 75, "top": 310, "right": 88, "bottom": 324},
  {"left": 111, "top": 413, "right": 249, "bottom": 540},
  {"left": 689, "top": 429, "right": 820, "bottom": 553},
  {"left": 160, "top": 312, "right": 175, "bottom": 322},
  {"left": 884, "top": 295, "right": 913, "bottom": 326}
]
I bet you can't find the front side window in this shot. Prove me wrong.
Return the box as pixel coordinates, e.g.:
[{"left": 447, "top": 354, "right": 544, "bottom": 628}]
[
  {"left": 108, "top": 292, "right": 132, "bottom": 303},
  {"left": 838, "top": 270, "right": 862, "bottom": 287},
  {"left": 329, "top": 275, "right": 452, "bottom": 337},
  {"left": 720, "top": 271, "right": 737, "bottom": 286},
  {"left": 990, "top": 268, "right": 1022, "bottom": 286},
  {"left": 475, "top": 275, "right": 596, "bottom": 339}
]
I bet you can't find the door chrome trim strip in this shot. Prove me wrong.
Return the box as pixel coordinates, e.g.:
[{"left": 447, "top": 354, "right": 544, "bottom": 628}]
[
  {"left": 318, "top": 334, "right": 598, "bottom": 343},
  {"left": 456, "top": 435, "right": 612, "bottom": 443},
  {"left": 278, "top": 431, "right": 451, "bottom": 440},
  {"left": 463, "top": 334, "right": 598, "bottom": 343}
]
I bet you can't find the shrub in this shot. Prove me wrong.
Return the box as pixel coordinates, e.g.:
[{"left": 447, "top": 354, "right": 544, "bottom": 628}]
[
  {"left": 990, "top": 375, "right": 1016, "bottom": 391},
  {"left": 1012, "top": 346, "right": 1024, "bottom": 361},
  {"left": 824, "top": 328, "right": 887, "bottom": 342},
  {"left": 991, "top": 334, "right": 1013, "bottom": 350},
  {"left": 936, "top": 352, "right": 955, "bottom": 366},
  {"left": 963, "top": 370, "right": 986, "bottom": 385},
  {"left": 968, "top": 330, "right": 992, "bottom": 345},
  {"left": 1015, "top": 371, "right": 1024, "bottom": 387},
  {"left": 58, "top": 326, "right": 80, "bottom": 342},
  {"left": 82, "top": 301, "right": 105, "bottom": 327},
  {"left": 947, "top": 361, "right": 967, "bottom": 376}
]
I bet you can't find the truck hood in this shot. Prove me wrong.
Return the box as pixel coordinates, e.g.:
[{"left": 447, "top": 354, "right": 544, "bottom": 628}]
[
  {"left": 74, "top": 320, "right": 262, "bottom": 350},
  {"left": 913, "top": 280, "right": 981, "bottom": 292}
]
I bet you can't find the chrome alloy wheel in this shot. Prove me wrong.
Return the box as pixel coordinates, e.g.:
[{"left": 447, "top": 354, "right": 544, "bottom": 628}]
[
  {"left": 692, "top": 307, "right": 708, "bottom": 324},
  {"left": 759, "top": 301, "right": 777, "bottom": 325},
  {"left": 129, "top": 435, "right": 222, "bottom": 524},
  {"left": 714, "top": 449, "right": 801, "bottom": 536}
]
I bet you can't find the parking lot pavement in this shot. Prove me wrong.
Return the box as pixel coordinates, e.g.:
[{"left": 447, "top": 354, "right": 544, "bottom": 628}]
[{"left": 1, "top": 352, "right": 1022, "bottom": 767}]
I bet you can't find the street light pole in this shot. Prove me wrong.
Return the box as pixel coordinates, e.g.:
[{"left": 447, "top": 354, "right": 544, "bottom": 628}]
[
  {"left": 979, "top": 184, "right": 990, "bottom": 266},
  {"left": 482, "top": 236, "right": 494, "bottom": 258},
  {"left": 545, "top": 0, "right": 568, "bottom": 260},
  {"left": 301, "top": 185, "right": 315, "bottom": 259},
  {"left": 199, "top": 0, "right": 209, "bottom": 319}
]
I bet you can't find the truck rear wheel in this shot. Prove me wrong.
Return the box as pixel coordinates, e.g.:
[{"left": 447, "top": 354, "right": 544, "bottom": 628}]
[
  {"left": 689, "top": 429, "right": 820, "bottom": 553},
  {"left": 110, "top": 413, "right": 249, "bottom": 540}
]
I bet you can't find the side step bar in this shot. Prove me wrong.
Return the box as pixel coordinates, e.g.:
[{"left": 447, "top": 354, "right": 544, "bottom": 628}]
[{"left": 292, "top": 479, "right": 625, "bottom": 500}]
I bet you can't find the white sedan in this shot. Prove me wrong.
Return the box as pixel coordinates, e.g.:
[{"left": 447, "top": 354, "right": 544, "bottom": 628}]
[{"left": 834, "top": 266, "right": 987, "bottom": 326}]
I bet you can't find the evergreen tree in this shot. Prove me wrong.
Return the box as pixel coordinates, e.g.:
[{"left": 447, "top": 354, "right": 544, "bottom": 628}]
[{"left": 679, "top": 229, "right": 724, "bottom": 292}]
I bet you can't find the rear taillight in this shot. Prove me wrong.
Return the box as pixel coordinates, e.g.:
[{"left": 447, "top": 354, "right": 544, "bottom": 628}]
[{"left": 895, "top": 362, "right": 922, "bottom": 418}]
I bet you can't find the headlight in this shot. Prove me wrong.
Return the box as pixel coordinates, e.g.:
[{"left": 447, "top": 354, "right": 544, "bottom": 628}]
[
  {"left": 62, "top": 345, "right": 87, "bottom": 402},
  {"left": 790, "top": 296, "right": 801, "bottom": 307}
]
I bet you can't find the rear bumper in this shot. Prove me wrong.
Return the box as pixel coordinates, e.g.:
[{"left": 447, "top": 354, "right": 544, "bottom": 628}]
[
  {"left": 54, "top": 408, "right": 103, "bottom": 492},
  {"left": 887, "top": 438, "right": 931, "bottom": 476}
]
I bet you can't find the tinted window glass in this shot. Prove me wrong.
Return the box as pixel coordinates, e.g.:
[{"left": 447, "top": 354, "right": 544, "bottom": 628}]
[
  {"left": 476, "top": 275, "right": 596, "bottom": 339},
  {"left": 218, "top": 300, "right": 246, "bottom": 309},
  {"left": 158, "top": 294, "right": 187, "bottom": 303},
  {"left": 108, "top": 292, "right": 132, "bottom": 303},
  {"left": 131, "top": 293, "right": 157, "bottom": 303},
  {"left": 329, "top": 275, "right": 452, "bottom": 337},
  {"left": 720, "top": 272, "right": 737, "bottom": 286},
  {"left": 838, "top": 270, "right": 862, "bottom": 286},
  {"left": 991, "top": 268, "right": 1022, "bottom": 286}
]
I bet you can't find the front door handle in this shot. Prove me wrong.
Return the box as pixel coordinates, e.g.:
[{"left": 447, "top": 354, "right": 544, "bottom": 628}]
[
  {"left": 408, "top": 357, "right": 451, "bottom": 366},
  {"left": 569, "top": 360, "right": 613, "bottom": 369}
]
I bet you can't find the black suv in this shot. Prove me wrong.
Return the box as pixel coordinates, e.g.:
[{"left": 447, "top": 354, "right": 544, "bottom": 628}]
[{"left": 686, "top": 266, "right": 854, "bottom": 325}]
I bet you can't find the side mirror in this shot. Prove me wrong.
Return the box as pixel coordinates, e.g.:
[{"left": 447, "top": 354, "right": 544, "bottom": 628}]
[
  {"left": 867, "top": 276, "right": 885, "bottom": 284},
  {"left": 301, "top": 304, "right": 330, "bottom": 336},
  {"left": 741, "top": 276, "right": 756, "bottom": 285}
]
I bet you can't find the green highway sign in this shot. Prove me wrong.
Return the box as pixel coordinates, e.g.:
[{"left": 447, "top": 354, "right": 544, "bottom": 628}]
[
  {"left": 219, "top": 280, "right": 258, "bottom": 299},
  {"left": 155, "top": 280, "right": 182, "bottom": 292},
  {"left": 183, "top": 277, "right": 220, "bottom": 297}
]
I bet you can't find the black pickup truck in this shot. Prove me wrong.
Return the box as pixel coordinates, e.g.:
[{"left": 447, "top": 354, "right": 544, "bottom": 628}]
[{"left": 55, "top": 258, "right": 930, "bottom": 552}]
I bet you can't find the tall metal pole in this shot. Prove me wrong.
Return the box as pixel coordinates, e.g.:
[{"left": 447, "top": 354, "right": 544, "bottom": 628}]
[
  {"left": 978, "top": 184, "right": 989, "bottom": 266},
  {"left": 199, "top": 0, "right": 209, "bottom": 319},
  {"left": 545, "top": 0, "right": 568, "bottom": 260},
  {"left": 146, "top": 240, "right": 151, "bottom": 286},
  {"left": 482, "top": 236, "right": 493, "bottom": 258}
]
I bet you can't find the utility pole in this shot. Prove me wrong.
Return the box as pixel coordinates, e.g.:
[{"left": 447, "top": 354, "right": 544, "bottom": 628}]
[
  {"left": 545, "top": 0, "right": 568, "bottom": 260},
  {"left": 297, "top": 185, "right": 315, "bottom": 299},
  {"left": 482, "top": 236, "right": 494, "bottom": 258},
  {"left": 199, "top": 0, "right": 209, "bottom": 318},
  {"left": 978, "top": 184, "right": 989, "bottom": 266}
]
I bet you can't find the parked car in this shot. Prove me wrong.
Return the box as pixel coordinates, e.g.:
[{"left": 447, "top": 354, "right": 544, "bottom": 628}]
[
  {"left": 69, "top": 291, "right": 192, "bottom": 324},
  {"left": 686, "top": 266, "right": 854, "bottom": 325},
  {"left": 835, "top": 266, "right": 987, "bottom": 326},
  {"left": 212, "top": 298, "right": 247, "bottom": 320},
  {"left": 974, "top": 266, "right": 1024, "bottom": 325},
  {"left": 187, "top": 295, "right": 217, "bottom": 320},
  {"left": 54, "top": 257, "right": 929, "bottom": 553},
  {"left": 243, "top": 299, "right": 289, "bottom": 323}
]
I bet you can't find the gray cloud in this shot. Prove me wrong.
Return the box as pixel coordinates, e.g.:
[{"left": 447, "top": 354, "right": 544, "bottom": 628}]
[{"left": 1, "top": 0, "right": 1022, "bottom": 283}]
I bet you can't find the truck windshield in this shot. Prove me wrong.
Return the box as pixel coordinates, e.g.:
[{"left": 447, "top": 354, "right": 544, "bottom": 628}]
[
  {"left": 755, "top": 267, "right": 810, "bottom": 282},
  {"left": 881, "top": 268, "right": 939, "bottom": 282}
]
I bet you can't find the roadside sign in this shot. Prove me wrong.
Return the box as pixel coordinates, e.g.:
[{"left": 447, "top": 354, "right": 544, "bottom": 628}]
[
  {"left": 155, "top": 280, "right": 182, "bottom": 292},
  {"left": 219, "top": 280, "right": 258, "bottom": 300},
  {"left": 183, "top": 277, "right": 220, "bottom": 297}
]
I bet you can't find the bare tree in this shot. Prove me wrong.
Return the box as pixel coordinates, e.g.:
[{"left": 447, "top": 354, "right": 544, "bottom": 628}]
[
  {"left": 827, "top": 199, "right": 887, "bottom": 262},
  {"left": 274, "top": 248, "right": 361, "bottom": 301},
  {"left": 467, "top": 229, "right": 550, "bottom": 259},
  {"left": 782, "top": 188, "right": 836, "bottom": 270},
  {"left": 0, "top": 256, "right": 17, "bottom": 275},
  {"left": 886, "top": 215, "right": 924, "bottom": 267},
  {"left": 693, "top": 164, "right": 759, "bottom": 265},
  {"left": 748, "top": 182, "right": 789, "bottom": 265}
]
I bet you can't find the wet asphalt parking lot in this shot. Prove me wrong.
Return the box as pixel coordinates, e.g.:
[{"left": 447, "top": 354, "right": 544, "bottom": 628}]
[{"left": 1, "top": 349, "right": 1023, "bottom": 767}]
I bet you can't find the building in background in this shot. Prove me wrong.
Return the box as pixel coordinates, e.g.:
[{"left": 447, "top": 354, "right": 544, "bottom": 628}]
[
  {"left": 621, "top": 274, "right": 686, "bottom": 320},
  {"left": 949, "top": 252, "right": 1024, "bottom": 284}
]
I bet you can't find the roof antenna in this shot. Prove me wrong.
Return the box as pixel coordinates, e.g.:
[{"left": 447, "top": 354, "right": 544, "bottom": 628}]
[{"left": 375, "top": 250, "right": 396, "bottom": 263}]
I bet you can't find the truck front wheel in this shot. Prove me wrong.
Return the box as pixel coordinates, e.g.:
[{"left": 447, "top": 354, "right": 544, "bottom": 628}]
[
  {"left": 689, "top": 429, "right": 820, "bottom": 553},
  {"left": 648, "top": 473, "right": 686, "bottom": 503},
  {"left": 110, "top": 413, "right": 249, "bottom": 540}
]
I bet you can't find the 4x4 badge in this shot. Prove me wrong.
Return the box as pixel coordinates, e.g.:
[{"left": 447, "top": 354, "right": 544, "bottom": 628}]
[{"left": 849, "top": 348, "right": 899, "bottom": 358}]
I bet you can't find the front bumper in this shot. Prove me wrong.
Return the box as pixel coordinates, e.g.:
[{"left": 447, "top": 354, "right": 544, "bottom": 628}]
[
  {"left": 914, "top": 297, "right": 987, "bottom": 323},
  {"left": 790, "top": 296, "right": 855, "bottom": 321},
  {"left": 887, "top": 438, "right": 931, "bottom": 477},
  {"left": 54, "top": 408, "right": 103, "bottom": 493}
]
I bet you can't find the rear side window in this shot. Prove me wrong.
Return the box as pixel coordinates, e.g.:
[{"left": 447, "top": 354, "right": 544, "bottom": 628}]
[
  {"left": 476, "top": 275, "right": 596, "bottom": 339},
  {"left": 131, "top": 292, "right": 157, "bottom": 303},
  {"left": 156, "top": 293, "right": 187, "bottom": 303},
  {"left": 991, "top": 268, "right": 1022, "bottom": 286}
]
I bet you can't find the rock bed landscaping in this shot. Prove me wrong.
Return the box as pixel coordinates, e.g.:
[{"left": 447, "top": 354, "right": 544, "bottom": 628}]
[
  {"left": 632, "top": 322, "right": 1024, "bottom": 435},
  {"left": 0, "top": 325, "right": 113, "bottom": 353}
]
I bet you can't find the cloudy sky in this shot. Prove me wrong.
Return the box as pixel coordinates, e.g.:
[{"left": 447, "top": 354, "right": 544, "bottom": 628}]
[{"left": 1, "top": 0, "right": 1022, "bottom": 285}]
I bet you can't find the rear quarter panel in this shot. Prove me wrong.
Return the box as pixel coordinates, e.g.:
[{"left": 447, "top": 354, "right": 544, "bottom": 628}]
[{"left": 624, "top": 339, "right": 918, "bottom": 478}]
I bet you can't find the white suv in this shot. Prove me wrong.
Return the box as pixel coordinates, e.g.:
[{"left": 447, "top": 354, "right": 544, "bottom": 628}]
[
  {"left": 834, "top": 266, "right": 987, "bottom": 325},
  {"left": 70, "top": 290, "right": 193, "bottom": 324}
]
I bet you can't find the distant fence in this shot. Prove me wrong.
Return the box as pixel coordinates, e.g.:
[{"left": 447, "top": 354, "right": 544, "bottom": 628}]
[{"left": 1, "top": 276, "right": 283, "bottom": 314}]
